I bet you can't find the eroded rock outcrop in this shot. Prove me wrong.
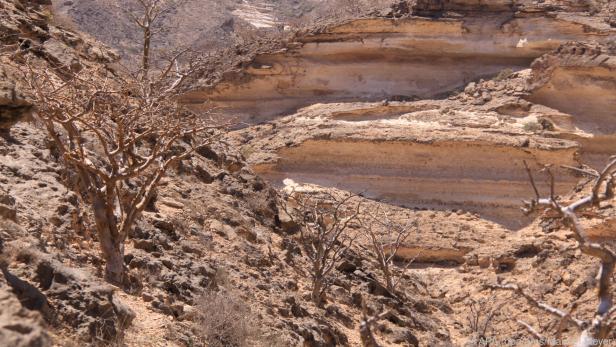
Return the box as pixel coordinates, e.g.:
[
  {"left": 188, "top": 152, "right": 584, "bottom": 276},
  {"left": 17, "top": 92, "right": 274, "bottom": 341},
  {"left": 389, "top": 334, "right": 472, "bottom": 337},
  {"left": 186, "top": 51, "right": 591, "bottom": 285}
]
[
  {"left": 528, "top": 42, "right": 616, "bottom": 167},
  {"left": 1, "top": 237, "right": 135, "bottom": 342},
  {"left": 0, "top": 0, "right": 118, "bottom": 131},
  {"left": 230, "top": 69, "right": 585, "bottom": 229},
  {"left": 0, "top": 63, "right": 31, "bottom": 130},
  {"left": 185, "top": 1, "right": 616, "bottom": 122},
  {"left": 0, "top": 272, "right": 50, "bottom": 347}
]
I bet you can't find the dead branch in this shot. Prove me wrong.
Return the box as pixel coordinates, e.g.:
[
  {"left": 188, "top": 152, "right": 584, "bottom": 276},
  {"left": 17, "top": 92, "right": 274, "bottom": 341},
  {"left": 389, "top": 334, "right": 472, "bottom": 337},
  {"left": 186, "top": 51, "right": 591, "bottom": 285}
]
[
  {"left": 492, "top": 156, "right": 616, "bottom": 345},
  {"left": 362, "top": 206, "right": 417, "bottom": 293},
  {"left": 561, "top": 165, "right": 600, "bottom": 178},
  {"left": 112, "top": 0, "right": 188, "bottom": 74},
  {"left": 516, "top": 320, "right": 548, "bottom": 346},
  {"left": 486, "top": 283, "right": 585, "bottom": 329},
  {"left": 467, "top": 299, "right": 506, "bottom": 341},
  {"left": 360, "top": 297, "right": 389, "bottom": 347}
]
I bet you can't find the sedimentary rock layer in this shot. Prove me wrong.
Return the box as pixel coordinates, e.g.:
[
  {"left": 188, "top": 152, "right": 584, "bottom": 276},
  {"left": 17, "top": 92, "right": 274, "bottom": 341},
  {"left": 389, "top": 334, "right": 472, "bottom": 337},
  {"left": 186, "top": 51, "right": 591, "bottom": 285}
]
[
  {"left": 528, "top": 43, "right": 616, "bottom": 166},
  {"left": 255, "top": 139, "right": 578, "bottom": 229},
  {"left": 185, "top": 9, "right": 615, "bottom": 122}
]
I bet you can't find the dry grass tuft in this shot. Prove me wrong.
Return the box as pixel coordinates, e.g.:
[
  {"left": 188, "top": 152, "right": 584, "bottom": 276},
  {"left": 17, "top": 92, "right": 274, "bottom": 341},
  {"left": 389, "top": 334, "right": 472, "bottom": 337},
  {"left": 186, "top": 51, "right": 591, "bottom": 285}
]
[{"left": 194, "top": 291, "right": 255, "bottom": 347}]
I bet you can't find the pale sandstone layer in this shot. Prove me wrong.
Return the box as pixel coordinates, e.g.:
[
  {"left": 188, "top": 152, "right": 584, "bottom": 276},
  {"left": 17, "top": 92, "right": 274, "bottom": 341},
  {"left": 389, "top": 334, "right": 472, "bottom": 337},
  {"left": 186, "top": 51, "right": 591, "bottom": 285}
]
[
  {"left": 229, "top": 42, "right": 616, "bottom": 230},
  {"left": 230, "top": 99, "right": 579, "bottom": 229},
  {"left": 184, "top": 2, "right": 615, "bottom": 122}
]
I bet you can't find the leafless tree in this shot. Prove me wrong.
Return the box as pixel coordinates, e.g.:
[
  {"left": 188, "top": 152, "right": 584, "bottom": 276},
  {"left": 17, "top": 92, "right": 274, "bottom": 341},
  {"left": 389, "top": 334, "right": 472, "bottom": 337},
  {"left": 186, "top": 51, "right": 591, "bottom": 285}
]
[
  {"left": 20, "top": 47, "right": 225, "bottom": 283},
  {"left": 488, "top": 157, "right": 616, "bottom": 346},
  {"left": 363, "top": 207, "right": 417, "bottom": 293},
  {"left": 113, "top": 0, "right": 187, "bottom": 74},
  {"left": 467, "top": 299, "right": 505, "bottom": 345},
  {"left": 280, "top": 189, "right": 361, "bottom": 306}
]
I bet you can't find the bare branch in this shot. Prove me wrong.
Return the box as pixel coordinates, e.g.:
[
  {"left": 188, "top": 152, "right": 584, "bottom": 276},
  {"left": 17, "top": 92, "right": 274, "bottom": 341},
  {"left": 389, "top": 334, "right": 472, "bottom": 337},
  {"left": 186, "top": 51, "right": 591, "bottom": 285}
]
[
  {"left": 516, "top": 320, "right": 547, "bottom": 345},
  {"left": 20, "top": 54, "right": 227, "bottom": 284},
  {"left": 360, "top": 297, "right": 389, "bottom": 347},
  {"left": 561, "top": 165, "right": 599, "bottom": 178},
  {"left": 523, "top": 160, "right": 541, "bottom": 200},
  {"left": 362, "top": 207, "right": 416, "bottom": 294},
  {"left": 510, "top": 156, "right": 616, "bottom": 344},
  {"left": 486, "top": 283, "right": 585, "bottom": 329}
]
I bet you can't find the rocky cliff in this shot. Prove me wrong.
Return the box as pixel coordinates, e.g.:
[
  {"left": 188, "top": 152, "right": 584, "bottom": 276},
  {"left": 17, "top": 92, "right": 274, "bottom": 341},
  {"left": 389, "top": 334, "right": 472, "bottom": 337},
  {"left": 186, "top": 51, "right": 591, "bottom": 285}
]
[
  {"left": 183, "top": 0, "right": 616, "bottom": 122},
  {"left": 228, "top": 42, "right": 616, "bottom": 230}
]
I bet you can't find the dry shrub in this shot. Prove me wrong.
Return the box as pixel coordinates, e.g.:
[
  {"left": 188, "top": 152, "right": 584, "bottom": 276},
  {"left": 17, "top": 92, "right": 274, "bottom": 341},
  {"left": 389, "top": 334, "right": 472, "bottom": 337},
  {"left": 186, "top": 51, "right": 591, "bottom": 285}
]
[
  {"left": 195, "top": 291, "right": 255, "bottom": 347},
  {"left": 493, "top": 68, "right": 513, "bottom": 81},
  {"left": 522, "top": 120, "right": 542, "bottom": 133},
  {"left": 466, "top": 298, "right": 505, "bottom": 343}
]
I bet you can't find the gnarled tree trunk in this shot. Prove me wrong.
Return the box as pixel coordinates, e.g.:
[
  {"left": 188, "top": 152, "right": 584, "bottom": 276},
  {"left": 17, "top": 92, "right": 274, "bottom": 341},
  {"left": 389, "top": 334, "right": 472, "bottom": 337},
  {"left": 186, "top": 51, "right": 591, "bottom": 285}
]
[{"left": 91, "top": 189, "right": 125, "bottom": 283}]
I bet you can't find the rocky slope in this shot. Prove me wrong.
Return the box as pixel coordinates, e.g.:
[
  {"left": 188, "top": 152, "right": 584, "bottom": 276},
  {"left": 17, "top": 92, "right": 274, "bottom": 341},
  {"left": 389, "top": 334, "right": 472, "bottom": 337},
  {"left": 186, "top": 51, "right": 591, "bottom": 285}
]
[
  {"left": 0, "top": 1, "right": 134, "bottom": 345},
  {"left": 211, "top": 3, "right": 616, "bottom": 343},
  {"left": 0, "top": 1, "right": 466, "bottom": 346},
  {"left": 51, "top": 0, "right": 393, "bottom": 64},
  {"left": 2, "top": 0, "right": 616, "bottom": 346}
]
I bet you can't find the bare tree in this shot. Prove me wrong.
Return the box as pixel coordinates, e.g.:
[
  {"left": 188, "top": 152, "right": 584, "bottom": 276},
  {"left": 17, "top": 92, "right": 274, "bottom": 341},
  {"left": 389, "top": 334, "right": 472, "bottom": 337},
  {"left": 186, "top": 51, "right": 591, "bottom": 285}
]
[
  {"left": 488, "top": 157, "right": 616, "bottom": 345},
  {"left": 113, "top": 0, "right": 187, "bottom": 73},
  {"left": 20, "top": 51, "right": 224, "bottom": 283},
  {"left": 12, "top": 0, "right": 221, "bottom": 284},
  {"left": 280, "top": 189, "right": 361, "bottom": 306},
  {"left": 363, "top": 207, "right": 416, "bottom": 293},
  {"left": 467, "top": 299, "right": 505, "bottom": 345}
]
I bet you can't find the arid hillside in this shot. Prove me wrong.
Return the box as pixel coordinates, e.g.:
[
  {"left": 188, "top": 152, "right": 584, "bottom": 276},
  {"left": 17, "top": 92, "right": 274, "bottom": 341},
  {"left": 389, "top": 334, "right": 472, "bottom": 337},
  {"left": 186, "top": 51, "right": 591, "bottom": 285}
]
[
  {"left": 51, "top": 0, "right": 393, "bottom": 62},
  {"left": 1, "top": 1, "right": 616, "bottom": 347}
]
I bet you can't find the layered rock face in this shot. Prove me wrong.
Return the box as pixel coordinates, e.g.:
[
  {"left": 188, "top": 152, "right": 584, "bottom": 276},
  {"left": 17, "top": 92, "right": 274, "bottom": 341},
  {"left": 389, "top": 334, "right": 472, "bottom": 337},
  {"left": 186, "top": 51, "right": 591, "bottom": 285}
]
[
  {"left": 185, "top": 1, "right": 615, "bottom": 122},
  {"left": 527, "top": 42, "right": 616, "bottom": 167},
  {"left": 260, "top": 139, "right": 577, "bottom": 229},
  {"left": 207, "top": 2, "right": 616, "bottom": 230},
  {"left": 236, "top": 90, "right": 582, "bottom": 229},
  {"left": 227, "top": 35, "right": 616, "bottom": 229}
]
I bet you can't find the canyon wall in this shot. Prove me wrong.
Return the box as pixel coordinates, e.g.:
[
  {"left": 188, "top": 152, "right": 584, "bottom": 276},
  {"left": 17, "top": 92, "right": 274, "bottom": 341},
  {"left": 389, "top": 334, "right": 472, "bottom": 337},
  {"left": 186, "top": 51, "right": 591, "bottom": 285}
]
[
  {"left": 185, "top": 5, "right": 615, "bottom": 122},
  {"left": 215, "top": 4, "right": 616, "bottom": 230},
  {"left": 233, "top": 88, "right": 585, "bottom": 229},
  {"left": 256, "top": 139, "right": 578, "bottom": 229},
  {"left": 527, "top": 43, "right": 616, "bottom": 167}
]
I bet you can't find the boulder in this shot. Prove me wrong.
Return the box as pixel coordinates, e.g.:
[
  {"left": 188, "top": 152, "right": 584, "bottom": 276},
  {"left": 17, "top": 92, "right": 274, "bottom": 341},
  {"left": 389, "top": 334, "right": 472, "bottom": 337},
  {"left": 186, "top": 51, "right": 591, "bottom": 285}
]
[
  {"left": 0, "top": 65, "right": 32, "bottom": 130},
  {"left": 2, "top": 241, "right": 135, "bottom": 342},
  {"left": 0, "top": 189, "right": 16, "bottom": 222},
  {"left": 0, "top": 276, "right": 50, "bottom": 347}
]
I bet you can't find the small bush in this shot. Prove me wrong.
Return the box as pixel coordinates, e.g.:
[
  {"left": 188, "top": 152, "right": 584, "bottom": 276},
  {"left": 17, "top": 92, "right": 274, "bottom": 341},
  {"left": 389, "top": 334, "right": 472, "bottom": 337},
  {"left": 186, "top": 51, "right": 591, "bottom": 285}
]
[
  {"left": 195, "top": 291, "right": 254, "bottom": 347},
  {"left": 522, "top": 120, "right": 541, "bottom": 133},
  {"left": 493, "top": 68, "right": 513, "bottom": 81}
]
